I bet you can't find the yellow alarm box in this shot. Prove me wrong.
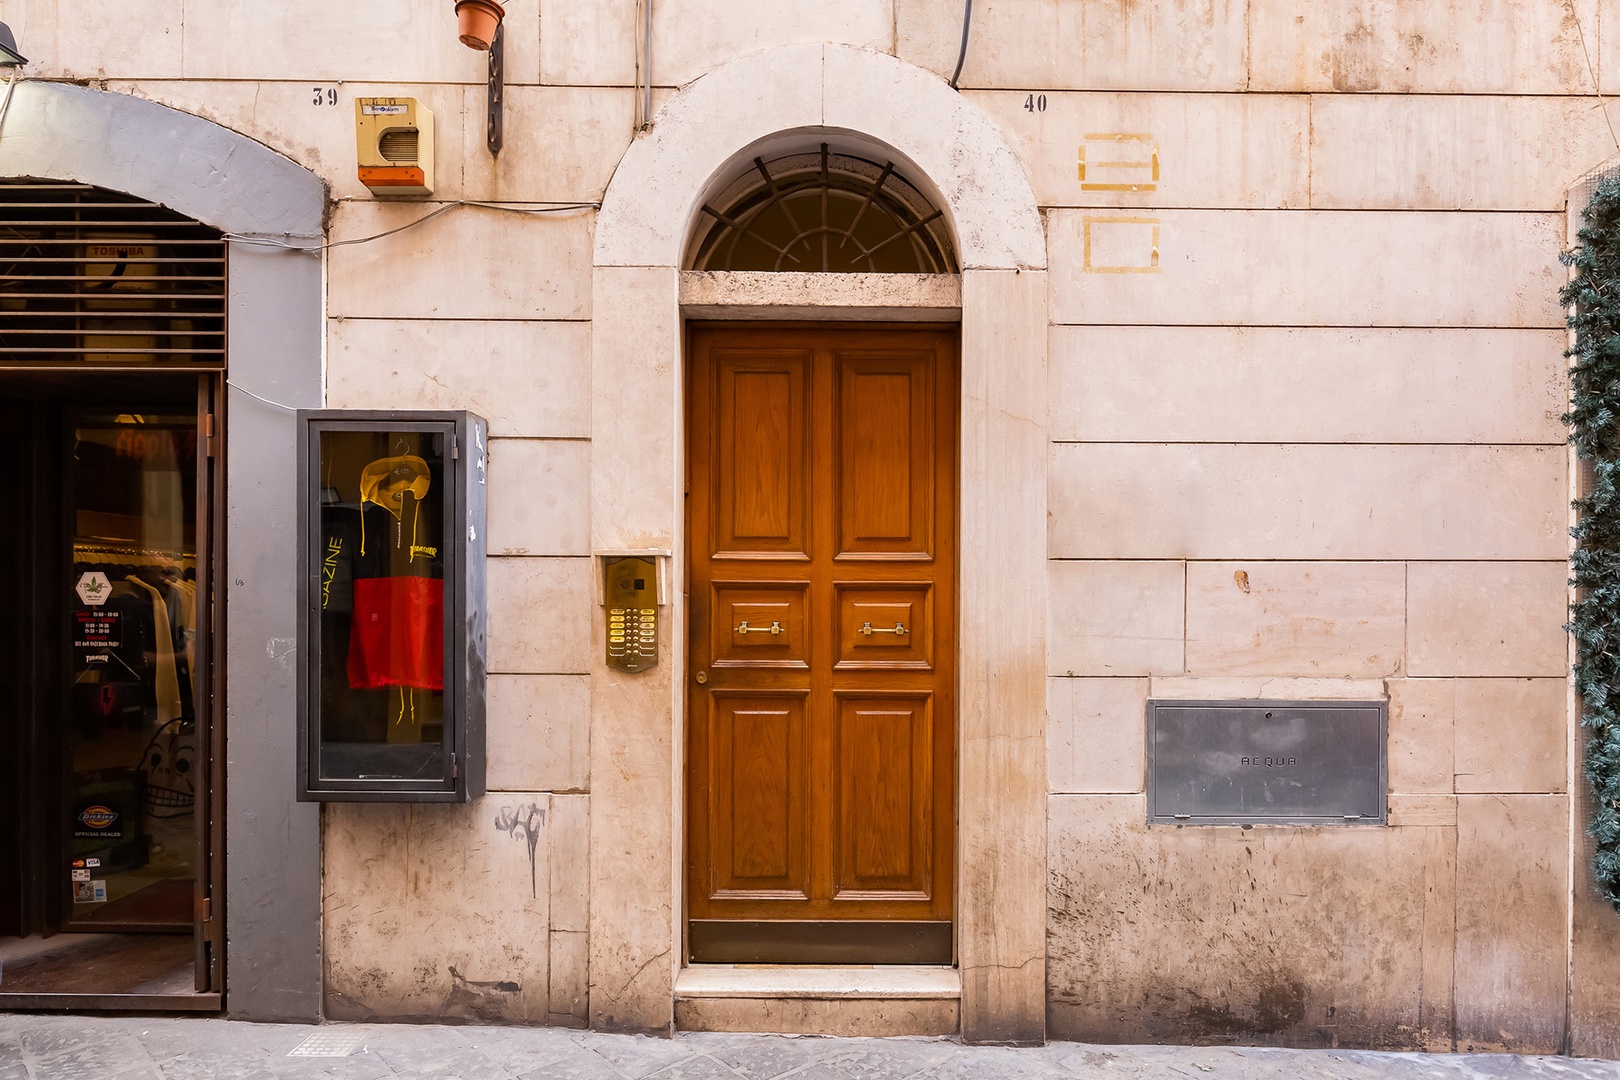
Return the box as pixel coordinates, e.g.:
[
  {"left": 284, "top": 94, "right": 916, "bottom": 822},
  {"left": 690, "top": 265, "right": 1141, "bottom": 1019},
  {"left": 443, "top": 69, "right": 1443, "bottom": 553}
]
[{"left": 355, "top": 98, "right": 435, "bottom": 196}]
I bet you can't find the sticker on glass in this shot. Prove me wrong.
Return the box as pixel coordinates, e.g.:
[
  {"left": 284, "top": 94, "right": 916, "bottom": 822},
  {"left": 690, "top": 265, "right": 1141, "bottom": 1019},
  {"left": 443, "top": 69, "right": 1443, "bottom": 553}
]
[{"left": 75, "top": 571, "right": 112, "bottom": 607}]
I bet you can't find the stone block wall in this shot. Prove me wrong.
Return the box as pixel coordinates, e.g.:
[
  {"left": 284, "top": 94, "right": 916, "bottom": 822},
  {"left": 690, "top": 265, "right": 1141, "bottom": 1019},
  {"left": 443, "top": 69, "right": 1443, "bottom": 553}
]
[{"left": 1014, "top": 0, "right": 1587, "bottom": 1052}]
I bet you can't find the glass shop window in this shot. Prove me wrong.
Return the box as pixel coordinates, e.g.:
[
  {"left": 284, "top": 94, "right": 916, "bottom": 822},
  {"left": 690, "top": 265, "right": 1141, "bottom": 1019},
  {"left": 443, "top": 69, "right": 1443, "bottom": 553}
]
[
  {"left": 298, "top": 413, "right": 486, "bottom": 801},
  {"left": 69, "top": 412, "right": 201, "bottom": 927}
]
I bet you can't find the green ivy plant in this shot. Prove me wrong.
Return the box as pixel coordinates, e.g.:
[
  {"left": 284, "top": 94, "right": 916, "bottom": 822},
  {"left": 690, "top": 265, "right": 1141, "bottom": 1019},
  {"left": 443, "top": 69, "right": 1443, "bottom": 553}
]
[{"left": 1564, "top": 175, "right": 1620, "bottom": 913}]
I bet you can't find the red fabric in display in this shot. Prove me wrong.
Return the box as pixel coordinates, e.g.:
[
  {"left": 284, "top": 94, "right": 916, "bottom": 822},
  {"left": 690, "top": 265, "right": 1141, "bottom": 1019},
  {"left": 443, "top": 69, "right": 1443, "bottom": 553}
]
[{"left": 348, "top": 576, "right": 445, "bottom": 691}]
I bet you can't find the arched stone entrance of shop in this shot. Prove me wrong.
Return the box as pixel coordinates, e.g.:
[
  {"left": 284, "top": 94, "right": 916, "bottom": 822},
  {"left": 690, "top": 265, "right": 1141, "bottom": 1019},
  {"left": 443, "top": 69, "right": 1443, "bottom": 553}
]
[
  {"left": 587, "top": 44, "right": 1049, "bottom": 1044},
  {"left": 0, "top": 81, "right": 326, "bottom": 1020}
]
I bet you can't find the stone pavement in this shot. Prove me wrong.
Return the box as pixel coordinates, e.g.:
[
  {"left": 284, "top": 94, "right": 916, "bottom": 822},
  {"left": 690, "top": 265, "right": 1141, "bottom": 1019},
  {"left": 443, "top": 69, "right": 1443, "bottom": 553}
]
[{"left": 2, "top": 1014, "right": 1620, "bottom": 1080}]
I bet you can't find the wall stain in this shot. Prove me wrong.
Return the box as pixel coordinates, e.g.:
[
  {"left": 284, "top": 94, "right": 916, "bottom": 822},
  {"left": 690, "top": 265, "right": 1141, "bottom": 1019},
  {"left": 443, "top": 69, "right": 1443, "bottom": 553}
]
[
  {"left": 1046, "top": 845, "right": 1428, "bottom": 1049},
  {"left": 1331, "top": 23, "right": 1378, "bottom": 92},
  {"left": 443, "top": 964, "right": 521, "bottom": 1022},
  {"left": 1185, "top": 979, "right": 1308, "bottom": 1040}
]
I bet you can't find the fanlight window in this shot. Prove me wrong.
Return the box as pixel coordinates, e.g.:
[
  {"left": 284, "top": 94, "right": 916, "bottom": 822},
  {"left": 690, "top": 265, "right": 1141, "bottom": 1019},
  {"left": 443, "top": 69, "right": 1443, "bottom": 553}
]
[{"left": 689, "top": 146, "right": 957, "bottom": 273}]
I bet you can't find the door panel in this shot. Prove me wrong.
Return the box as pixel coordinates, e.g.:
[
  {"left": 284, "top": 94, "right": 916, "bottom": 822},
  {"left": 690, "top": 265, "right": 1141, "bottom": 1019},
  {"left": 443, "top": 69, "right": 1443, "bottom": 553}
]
[
  {"left": 835, "top": 583, "right": 933, "bottom": 670},
  {"left": 705, "top": 692, "right": 810, "bottom": 900},
  {"left": 710, "top": 583, "right": 809, "bottom": 669},
  {"left": 833, "top": 693, "right": 932, "bottom": 900},
  {"left": 834, "top": 351, "right": 934, "bottom": 558},
  {"left": 713, "top": 350, "right": 811, "bottom": 559},
  {"left": 687, "top": 325, "right": 956, "bottom": 959}
]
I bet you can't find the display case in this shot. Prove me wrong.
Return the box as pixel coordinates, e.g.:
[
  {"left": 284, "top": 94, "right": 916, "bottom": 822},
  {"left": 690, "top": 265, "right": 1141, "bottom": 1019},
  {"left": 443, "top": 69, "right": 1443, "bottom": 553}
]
[{"left": 296, "top": 411, "right": 487, "bottom": 801}]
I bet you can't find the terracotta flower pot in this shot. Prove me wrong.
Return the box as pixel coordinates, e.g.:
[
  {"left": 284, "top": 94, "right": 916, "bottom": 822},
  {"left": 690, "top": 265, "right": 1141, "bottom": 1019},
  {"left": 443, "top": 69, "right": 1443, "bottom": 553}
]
[{"left": 455, "top": 0, "right": 505, "bottom": 50}]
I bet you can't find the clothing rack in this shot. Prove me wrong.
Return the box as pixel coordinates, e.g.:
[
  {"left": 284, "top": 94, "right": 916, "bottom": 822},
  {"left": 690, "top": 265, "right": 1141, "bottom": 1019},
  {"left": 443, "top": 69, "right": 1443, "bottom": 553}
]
[{"left": 74, "top": 542, "right": 196, "bottom": 571}]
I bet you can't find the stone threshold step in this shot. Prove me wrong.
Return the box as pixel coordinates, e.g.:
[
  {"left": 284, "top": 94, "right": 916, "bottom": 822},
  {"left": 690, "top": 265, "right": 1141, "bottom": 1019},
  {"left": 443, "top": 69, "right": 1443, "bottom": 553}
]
[{"left": 674, "top": 965, "right": 961, "bottom": 1000}]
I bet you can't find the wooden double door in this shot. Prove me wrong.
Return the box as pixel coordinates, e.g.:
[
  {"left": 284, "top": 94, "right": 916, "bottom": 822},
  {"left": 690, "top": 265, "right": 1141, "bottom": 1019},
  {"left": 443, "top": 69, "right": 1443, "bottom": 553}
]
[{"left": 686, "top": 324, "right": 957, "bottom": 964}]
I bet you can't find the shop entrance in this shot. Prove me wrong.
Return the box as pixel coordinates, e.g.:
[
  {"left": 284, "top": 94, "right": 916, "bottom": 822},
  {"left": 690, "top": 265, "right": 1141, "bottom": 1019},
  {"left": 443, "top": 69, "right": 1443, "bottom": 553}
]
[
  {"left": 685, "top": 323, "right": 958, "bottom": 964},
  {"left": 0, "top": 378, "right": 222, "bottom": 1004},
  {"left": 0, "top": 374, "right": 225, "bottom": 1003},
  {"left": 0, "top": 181, "right": 225, "bottom": 1007}
]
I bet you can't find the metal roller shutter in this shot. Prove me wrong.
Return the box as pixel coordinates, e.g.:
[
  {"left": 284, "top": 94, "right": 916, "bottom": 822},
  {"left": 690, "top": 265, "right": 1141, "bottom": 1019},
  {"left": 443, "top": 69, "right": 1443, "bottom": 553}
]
[{"left": 0, "top": 180, "right": 226, "bottom": 368}]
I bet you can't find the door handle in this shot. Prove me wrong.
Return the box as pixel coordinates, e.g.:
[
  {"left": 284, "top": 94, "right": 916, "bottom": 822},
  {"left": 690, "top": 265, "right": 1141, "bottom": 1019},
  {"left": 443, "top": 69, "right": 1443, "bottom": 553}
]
[
  {"left": 858, "top": 621, "right": 908, "bottom": 636},
  {"left": 734, "top": 620, "right": 784, "bottom": 635}
]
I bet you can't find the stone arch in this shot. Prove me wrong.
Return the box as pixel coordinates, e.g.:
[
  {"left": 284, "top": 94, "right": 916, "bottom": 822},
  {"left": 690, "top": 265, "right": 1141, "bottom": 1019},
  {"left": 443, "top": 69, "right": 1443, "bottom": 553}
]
[
  {"left": 588, "top": 45, "right": 1049, "bottom": 1045},
  {"left": 0, "top": 80, "right": 326, "bottom": 1021},
  {"left": 0, "top": 81, "right": 323, "bottom": 238},
  {"left": 594, "top": 44, "right": 1044, "bottom": 272}
]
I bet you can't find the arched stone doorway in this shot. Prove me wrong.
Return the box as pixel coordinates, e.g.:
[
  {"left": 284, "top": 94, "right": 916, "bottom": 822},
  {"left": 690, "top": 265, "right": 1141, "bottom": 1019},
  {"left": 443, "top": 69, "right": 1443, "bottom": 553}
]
[{"left": 587, "top": 45, "right": 1049, "bottom": 1044}]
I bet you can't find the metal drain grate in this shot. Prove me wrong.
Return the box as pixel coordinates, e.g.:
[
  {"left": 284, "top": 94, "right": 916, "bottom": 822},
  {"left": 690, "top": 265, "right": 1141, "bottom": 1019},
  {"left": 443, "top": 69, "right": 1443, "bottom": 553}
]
[{"left": 287, "top": 1030, "right": 368, "bottom": 1057}]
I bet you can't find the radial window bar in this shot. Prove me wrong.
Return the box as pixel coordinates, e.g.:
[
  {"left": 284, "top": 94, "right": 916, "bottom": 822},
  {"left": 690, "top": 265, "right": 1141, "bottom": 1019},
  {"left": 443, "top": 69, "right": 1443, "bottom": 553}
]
[
  {"left": 0, "top": 181, "right": 226, "bottom": 367},
  {"left": 689, "top": 145, "right": 957, "bottom": 274}
]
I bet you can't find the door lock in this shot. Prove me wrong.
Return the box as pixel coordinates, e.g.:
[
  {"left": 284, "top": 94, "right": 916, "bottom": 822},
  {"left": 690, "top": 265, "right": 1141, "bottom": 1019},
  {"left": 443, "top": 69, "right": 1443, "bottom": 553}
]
[{"left": 695, "top": 671, "right": 708, "bottom": 684}]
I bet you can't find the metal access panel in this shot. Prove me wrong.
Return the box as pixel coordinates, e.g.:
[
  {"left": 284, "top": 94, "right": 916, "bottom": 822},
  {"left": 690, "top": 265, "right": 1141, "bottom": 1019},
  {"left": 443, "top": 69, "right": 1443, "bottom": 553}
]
[{"left": 1147, "top": 700, "right": 1387, "bottom": 825}]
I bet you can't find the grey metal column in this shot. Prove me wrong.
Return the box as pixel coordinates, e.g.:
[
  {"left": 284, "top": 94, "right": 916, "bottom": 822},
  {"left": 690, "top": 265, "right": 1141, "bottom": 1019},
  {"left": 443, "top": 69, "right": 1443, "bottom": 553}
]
[{"left": 223, "top": 241, "right": 324, "bottom": 1021}]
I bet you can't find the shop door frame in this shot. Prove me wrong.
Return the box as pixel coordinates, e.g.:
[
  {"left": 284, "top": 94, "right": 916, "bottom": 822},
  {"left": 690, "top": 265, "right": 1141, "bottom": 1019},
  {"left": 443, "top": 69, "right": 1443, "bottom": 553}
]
[{"left": 0, "top": 371, "right": 225, "bottom": 1011}]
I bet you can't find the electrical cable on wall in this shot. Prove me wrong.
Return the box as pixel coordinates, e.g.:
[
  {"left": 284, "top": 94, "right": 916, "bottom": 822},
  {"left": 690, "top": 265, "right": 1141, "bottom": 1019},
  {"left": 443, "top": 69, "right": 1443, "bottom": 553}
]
[
  {"left": 226, "top": 381, "right": 299, "bottom": 411},
  {"left": 223, "top": 198, "right": 598, "bottom": 254},
  {"left": 948, "top": 0, "right": 974, "bottom": 91},
  {"left": 223, "top": 198, "right": 594, "bottom": 409},
  {"left": 643, "top": 0, "right": 654, "bottom": 130},
  {"left": 0, "top": 71, "right": 23, "bottom": 143},
  {"left": 1565, "top": 0, "right": 1620, "bottom": 153},
  {"left": 632, "top": 0, "right": 653, "bottom": 129}
]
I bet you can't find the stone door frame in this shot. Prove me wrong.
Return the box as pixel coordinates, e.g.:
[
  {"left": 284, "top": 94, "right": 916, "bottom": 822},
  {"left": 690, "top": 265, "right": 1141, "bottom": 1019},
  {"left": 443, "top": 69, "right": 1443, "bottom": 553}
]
[{"left": 587, "top": 45, "right": 1050, "bottom": 1043}]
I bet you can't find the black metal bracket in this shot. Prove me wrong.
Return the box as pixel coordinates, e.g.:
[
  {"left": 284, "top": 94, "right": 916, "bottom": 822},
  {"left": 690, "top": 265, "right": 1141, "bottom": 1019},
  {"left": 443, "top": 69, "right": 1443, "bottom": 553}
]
[{"left": 486, "top": 22, "right": 504, "bottom": 157}]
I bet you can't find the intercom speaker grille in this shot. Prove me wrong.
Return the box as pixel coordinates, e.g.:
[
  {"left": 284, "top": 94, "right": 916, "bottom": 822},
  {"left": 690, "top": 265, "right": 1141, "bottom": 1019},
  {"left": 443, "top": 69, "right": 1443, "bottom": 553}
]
[
  {"left": 0, "top": 179, "right": 226, "bottom": 367},
  {"left": 378, "top": 129, "right": 420, "bottom": 163}
]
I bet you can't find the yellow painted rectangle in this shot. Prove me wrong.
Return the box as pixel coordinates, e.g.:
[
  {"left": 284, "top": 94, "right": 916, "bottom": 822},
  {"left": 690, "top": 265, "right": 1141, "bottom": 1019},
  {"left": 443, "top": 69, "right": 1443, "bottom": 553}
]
[
  {"left": 1079, "top": 133, "right": 1159, "bottom": 192},
  {"left": 1082, "top": 216, "right": 1161, "bottom": 274}
]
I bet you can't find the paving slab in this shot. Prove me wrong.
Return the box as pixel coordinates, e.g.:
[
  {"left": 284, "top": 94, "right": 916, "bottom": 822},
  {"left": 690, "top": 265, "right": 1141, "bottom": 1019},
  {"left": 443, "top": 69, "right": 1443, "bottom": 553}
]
[{"left": 0, "top": 1015, "right": 1617, "bottom": 1080}]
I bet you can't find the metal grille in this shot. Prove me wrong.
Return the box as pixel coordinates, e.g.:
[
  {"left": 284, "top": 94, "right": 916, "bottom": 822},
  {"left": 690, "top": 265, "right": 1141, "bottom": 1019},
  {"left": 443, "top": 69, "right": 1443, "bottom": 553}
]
[
  {"left": 688, "top": 144, "right": 957, "bottom": 274},
  {"left": 1573, "top": 164, "right": 1620, "bottom": 222},
  {"left": 0, "top": 180, "right": 226, "bottom": 367},
  {"left": 286, "top": 1030, "right": 368, "bottom": 1057},
  {"left": 378, "top": 129, "right": 419, "bottom": 162}
]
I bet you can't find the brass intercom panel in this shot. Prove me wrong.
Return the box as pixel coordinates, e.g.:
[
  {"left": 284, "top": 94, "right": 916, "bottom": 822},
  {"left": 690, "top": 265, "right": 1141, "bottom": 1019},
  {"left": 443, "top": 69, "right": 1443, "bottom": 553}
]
[{"left": 603, "top": 556, "right": 658, "bottom": 673}]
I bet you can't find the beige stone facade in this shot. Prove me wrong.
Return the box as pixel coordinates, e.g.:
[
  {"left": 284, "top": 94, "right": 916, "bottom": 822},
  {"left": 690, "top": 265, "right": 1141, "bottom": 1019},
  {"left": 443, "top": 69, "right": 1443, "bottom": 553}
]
[{"left": 10, "top": 0, "right": 1619, "bottom": 1052}]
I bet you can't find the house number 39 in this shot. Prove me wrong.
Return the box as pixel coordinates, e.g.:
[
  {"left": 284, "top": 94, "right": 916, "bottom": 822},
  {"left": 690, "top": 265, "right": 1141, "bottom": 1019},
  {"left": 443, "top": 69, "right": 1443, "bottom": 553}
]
[{"left": 312, "top": 87, "right": 338, "bottom": 106}]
